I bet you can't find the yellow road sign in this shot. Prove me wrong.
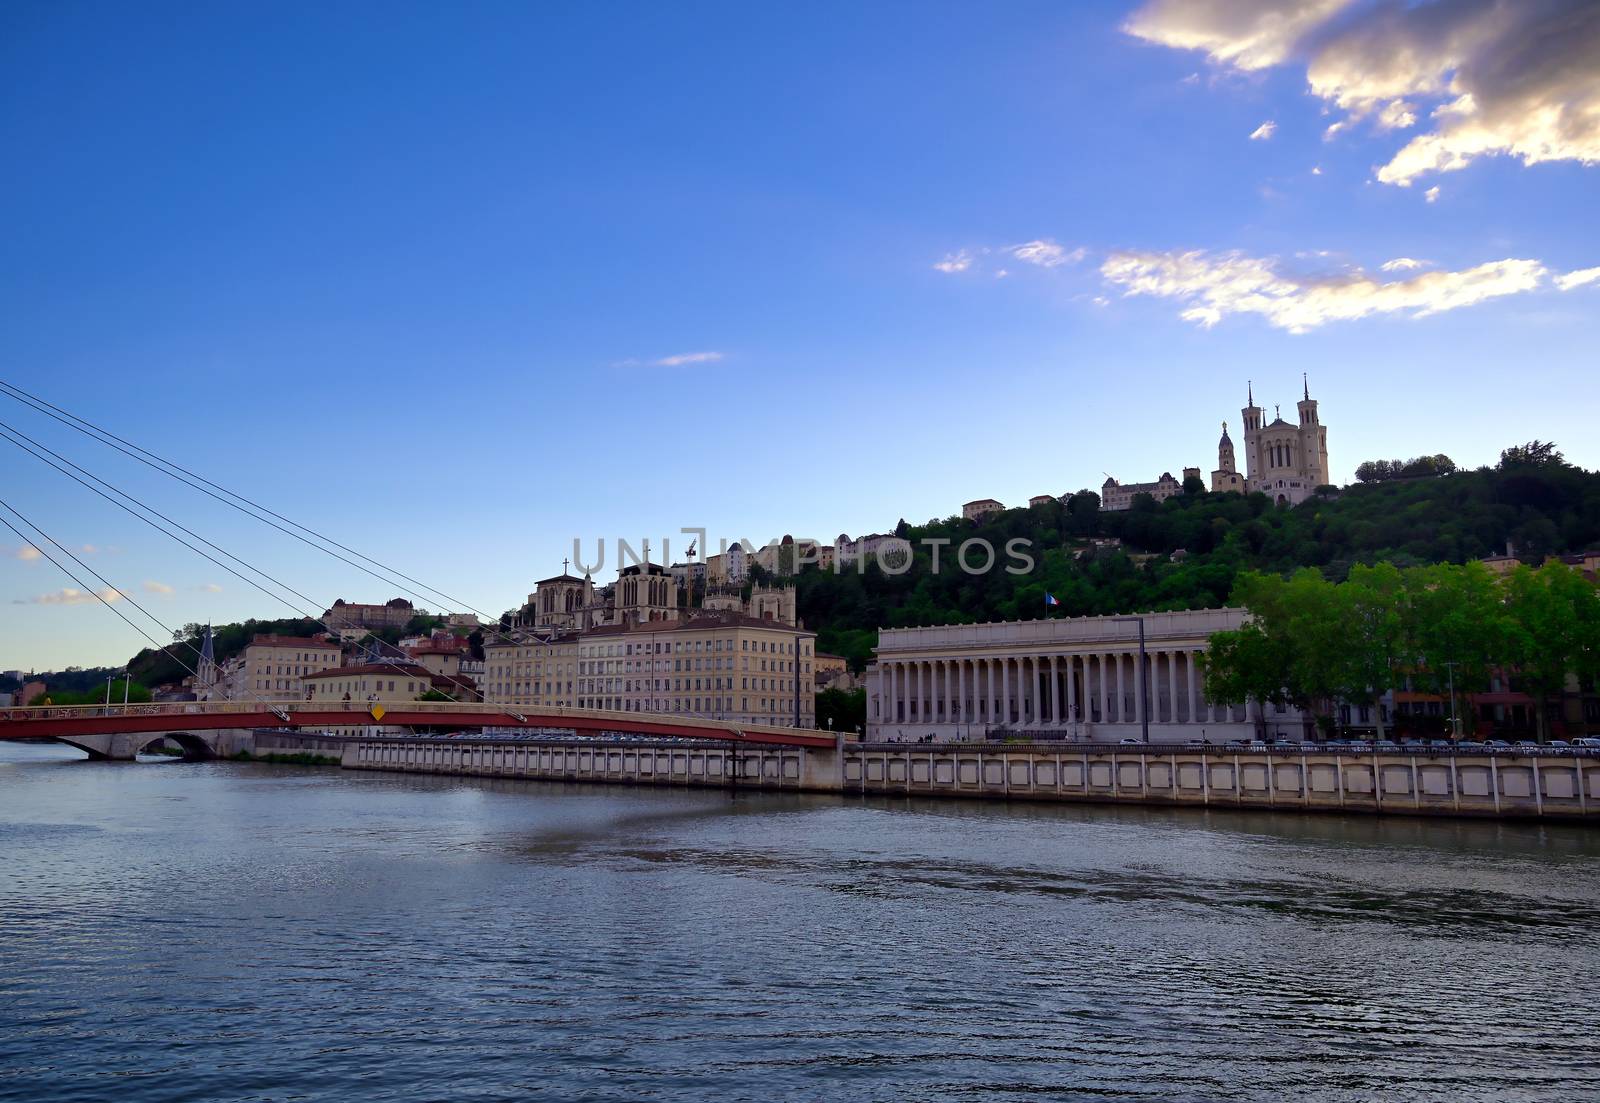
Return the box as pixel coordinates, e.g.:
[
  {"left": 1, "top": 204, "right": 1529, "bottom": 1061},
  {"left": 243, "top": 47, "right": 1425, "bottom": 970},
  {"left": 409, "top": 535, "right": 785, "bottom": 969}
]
[{"left": 370, "top": 704, "right": 386, "bottom": 722}]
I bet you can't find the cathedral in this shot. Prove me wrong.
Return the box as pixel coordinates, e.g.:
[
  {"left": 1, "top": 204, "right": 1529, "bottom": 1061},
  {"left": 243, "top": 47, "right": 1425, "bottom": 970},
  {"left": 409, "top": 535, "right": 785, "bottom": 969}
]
[{"left": 1211, "top": 377, "right": 1330, "bottom": 507}]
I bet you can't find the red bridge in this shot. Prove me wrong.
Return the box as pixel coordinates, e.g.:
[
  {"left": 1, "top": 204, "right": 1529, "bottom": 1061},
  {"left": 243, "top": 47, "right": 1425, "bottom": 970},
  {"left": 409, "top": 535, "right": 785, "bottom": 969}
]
[{"left": 0, "top": 701, "right": 836, "bottom": 760}]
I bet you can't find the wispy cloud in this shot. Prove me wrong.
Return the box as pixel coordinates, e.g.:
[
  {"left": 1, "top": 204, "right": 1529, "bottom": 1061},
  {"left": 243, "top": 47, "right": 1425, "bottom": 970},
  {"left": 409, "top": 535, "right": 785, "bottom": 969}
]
[
  {"left": 616, "top": 351, "right": 725, "bottom": 368},
  {"left": 143, "top": 580, "right": 174, "bottom": 595},
  {"left": 1101, "top": 248, "right": 1550, "bottom": 333},
  {"left": 10, "top": 545, "right": 42, "bottom": 562},
  {"left": 17, "top": 586, "right": 123, "bottom": 606},
  {"left": 1126, "top": 0, "right": 1600, "bottom": 185},
  {"left": 1379, "top": 257, "right": 1430, "bottom": 272},
  {"left": 198, "top": 582, "right": 224, "bottom": 593},
  {"left": 1556, "top": 266, "right": 1600, "bottom": 291},
  {"left": 933, "top": 250, "right": 973, "bottom": 273},
  {"left": 1008, "top": 239, "right": 1085, "bottom": 268},
  {"left": 1249, "top": 120, "right": 1276, "bottom": 141},
  {"left": 1424, "top": 185, "right": 1440, "bottom": 204}
]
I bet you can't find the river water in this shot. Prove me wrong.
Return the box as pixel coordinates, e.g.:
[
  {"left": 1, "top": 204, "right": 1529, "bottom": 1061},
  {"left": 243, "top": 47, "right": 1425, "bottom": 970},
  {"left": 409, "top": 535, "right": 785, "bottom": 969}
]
[{"left": 1, "top": 742, "right": 1597, "bottom": 1102}]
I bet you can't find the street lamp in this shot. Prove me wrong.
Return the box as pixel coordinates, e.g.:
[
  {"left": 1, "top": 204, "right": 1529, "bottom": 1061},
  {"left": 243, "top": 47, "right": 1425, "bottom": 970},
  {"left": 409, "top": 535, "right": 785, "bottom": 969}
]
[
  {"left": 1443, "top": 660, "right": 1461, "bottom": 740},
  {"left": 1112, "top": 616, "right": 1150, "bottom": 745}
]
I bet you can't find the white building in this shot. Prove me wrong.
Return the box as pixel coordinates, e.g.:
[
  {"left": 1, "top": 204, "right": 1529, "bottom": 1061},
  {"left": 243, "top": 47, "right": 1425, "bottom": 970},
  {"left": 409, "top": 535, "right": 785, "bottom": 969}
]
[{"left": 866, "top": 608, "right": 1307, "bottom": 742}]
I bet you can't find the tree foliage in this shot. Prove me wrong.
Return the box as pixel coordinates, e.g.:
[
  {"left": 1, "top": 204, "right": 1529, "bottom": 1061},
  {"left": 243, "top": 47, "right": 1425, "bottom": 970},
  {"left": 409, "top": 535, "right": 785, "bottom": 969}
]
[{"left": 1204, "top": 561, "right": 1599, "bottom": 738}]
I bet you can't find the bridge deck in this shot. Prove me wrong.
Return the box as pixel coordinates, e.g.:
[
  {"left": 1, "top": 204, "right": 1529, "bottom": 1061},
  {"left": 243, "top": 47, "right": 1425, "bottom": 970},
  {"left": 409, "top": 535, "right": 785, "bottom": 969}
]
[{"left": 0, "top": 702, "right": 835, "bottom": 749}]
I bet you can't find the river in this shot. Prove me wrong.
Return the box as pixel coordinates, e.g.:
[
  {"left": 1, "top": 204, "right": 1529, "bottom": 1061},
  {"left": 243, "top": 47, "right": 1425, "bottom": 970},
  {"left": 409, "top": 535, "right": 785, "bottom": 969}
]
[{"left": 1, "top": 742, "right": 1596, "bottom": 1102}]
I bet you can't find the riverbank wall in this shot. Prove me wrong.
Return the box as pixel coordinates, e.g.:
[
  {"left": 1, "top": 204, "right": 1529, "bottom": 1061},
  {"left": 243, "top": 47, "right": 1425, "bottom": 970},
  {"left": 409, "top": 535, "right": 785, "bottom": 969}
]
[{"left": 310, "top": 733, "right": 1600, "bottom": 821}]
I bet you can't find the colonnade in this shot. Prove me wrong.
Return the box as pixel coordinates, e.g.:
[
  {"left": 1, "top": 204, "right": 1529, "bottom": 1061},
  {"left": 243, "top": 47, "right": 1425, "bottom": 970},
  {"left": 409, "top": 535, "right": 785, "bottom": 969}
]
[{"left": 874, "top": 651, "right": 1246, "bottom": 732}]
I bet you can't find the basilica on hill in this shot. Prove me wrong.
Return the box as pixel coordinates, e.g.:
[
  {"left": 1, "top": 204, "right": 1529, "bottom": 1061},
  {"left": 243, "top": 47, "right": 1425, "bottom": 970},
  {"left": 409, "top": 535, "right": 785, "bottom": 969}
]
[{"left": 1211, "top": 377, "right": 1330, "bottom": 507}]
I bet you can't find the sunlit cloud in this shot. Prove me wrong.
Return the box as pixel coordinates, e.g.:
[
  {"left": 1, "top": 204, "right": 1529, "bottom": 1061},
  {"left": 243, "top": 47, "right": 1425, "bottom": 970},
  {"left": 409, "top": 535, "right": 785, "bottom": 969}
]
[
  {"left": 143, "top": 580, "right": 174, "bottom": 595},
  {"left": 1556, "top": 266, "right": 1600, "bottom": 291},
  {"left": 1126, "top": 0, "right": 1600, "bottom": 185},
  {"left": 11, "top": 545, "right": 42, "bottom": 562},
  {"left": 1425, "top": 185, "right": 1440, "bottom": 203},
  {"left": 1380, "top": 257, "right": 1430, "bottom": 272},
  {"left": 933, "top": 250, "right": 974, "bottom": 273},
  {"left": 1249, "top": 120, "right": 1276, "bottom": 141},
  {"left": 198, "top": 582, "right": 224, "bottom": 593},
  {"left": 17, "top": 586, "right": 123, "bottom": 606},
  {"left": 1101, "top": 248, "right": 1550, "bottom": 333}
]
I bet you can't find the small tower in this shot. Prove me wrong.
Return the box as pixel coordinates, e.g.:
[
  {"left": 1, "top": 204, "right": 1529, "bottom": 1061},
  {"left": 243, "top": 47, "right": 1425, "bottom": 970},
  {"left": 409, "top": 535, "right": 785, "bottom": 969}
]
[
  {"left": 1211, "top": 421, "right": 1244, "bottom": 493},
  {"left": 195, "top": 624, "right": 219, "bottom": 700}
]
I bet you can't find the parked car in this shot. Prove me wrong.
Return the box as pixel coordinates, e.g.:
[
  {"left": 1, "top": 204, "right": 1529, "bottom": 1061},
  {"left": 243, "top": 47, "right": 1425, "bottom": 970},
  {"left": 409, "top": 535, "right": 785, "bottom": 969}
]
[
  {"left": 1483, "top": 739, "right": 1511, "bottom": 748},
  {"left": 1456, "top": 741, "right": 1484, "bottom": 750},
  {"left": 1544, "top": 739, "right": 1572, "bottom": 750},
  {"left": 1118, "top": 738, "right": 1144, "bottom": 745},
  {"left": 1574, "top": 737, "right": 1600, "bottom": 749},
  {"left": 1372, "top": 740, "right": 1400, "bottom": 751}
]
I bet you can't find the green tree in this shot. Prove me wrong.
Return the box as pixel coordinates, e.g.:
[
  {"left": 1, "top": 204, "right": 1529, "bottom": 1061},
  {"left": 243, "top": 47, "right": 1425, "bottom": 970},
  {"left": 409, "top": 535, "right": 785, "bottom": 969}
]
[
  {"left": 1501, "top": 562, "right": 1600, "bottom": 739},
  {"left": 815, "top": 687, "right": 866, "bottom": 734}
]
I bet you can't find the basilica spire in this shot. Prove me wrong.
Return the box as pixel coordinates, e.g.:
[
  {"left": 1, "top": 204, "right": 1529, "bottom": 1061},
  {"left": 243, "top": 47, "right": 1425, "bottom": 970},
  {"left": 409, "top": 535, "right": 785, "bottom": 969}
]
[{"left": 1303, "top": 372, "right": 1309, "bottom": 400}]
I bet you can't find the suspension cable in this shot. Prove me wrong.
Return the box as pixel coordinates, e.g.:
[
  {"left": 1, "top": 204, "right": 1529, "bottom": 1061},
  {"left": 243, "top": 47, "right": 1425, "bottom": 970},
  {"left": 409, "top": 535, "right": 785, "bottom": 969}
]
[{"left": 0, "top": 378, "right": 499, "bottom": 621}]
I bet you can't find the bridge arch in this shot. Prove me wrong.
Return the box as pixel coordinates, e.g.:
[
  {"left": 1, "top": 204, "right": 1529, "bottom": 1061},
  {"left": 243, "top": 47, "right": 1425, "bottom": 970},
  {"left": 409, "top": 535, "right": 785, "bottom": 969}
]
[{"left": 134, "top": 732, "right": 215, "bottom": 761}]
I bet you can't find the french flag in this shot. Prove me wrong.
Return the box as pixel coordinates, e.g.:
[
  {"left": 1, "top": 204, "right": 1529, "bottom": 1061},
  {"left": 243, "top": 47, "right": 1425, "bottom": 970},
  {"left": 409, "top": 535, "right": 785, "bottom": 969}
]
[{"left": 1045, "top": 593, "right": 1060, "bottom": 606}]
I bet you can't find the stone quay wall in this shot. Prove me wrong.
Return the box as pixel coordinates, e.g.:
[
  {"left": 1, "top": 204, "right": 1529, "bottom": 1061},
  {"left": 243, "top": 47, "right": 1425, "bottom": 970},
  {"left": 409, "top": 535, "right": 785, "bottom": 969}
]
[
  {"left": 296, "top": 733, "right": 1600, "bottom": 821},
  {"left": 846, "top": 743, "right": 1599, "bottom": 820},
  {"left": 340, "top": 736, "right": 831, "bottom": 792}
]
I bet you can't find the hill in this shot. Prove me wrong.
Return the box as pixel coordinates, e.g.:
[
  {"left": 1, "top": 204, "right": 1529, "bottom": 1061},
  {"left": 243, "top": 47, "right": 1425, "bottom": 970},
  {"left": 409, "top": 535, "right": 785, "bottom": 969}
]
[{"left": 793, "top": 453, "right": 1600, "bottom": 670}]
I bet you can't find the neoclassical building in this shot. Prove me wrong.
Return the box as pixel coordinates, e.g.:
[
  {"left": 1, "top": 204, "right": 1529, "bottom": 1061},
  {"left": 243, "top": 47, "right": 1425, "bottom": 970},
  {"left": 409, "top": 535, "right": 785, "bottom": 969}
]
[
  {"left": 866, "top": 609, "right": 1307, "bottom": 742},
  {"left": 1212, "top": 378, "right": 1330, "bottom": 506}
]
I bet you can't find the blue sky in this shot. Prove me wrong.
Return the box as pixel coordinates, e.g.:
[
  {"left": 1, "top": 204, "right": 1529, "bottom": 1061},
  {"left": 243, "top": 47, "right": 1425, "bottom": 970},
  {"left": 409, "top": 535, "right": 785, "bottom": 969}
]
[{"left": 3, "top": 0, "right": 1598, "bottom": 670}]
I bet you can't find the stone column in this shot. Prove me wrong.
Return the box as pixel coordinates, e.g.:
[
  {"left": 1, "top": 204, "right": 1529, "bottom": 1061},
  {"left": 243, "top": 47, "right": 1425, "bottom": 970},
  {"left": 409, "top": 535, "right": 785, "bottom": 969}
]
[
  {"left": 1036, "top": 653, "right": 1049, "bottom": 723},
  {"left": 1049, "top": 656, "right": 1060, "bottom": 725},
  {"left": 1000, "top": 658, "right": 1011, "bottom": 726},
  {"left": 1066, "top": 656, "right": 1077, "bottom": 722},
  {"left": 957, "top": 660, "right": 966, "bottom": 724},
  {"left": 1100, "top": 654, "right": 1112, "bottom": 722},
  {"left": 1188, "top": 651, "right": 1200, "bottom": 724}
]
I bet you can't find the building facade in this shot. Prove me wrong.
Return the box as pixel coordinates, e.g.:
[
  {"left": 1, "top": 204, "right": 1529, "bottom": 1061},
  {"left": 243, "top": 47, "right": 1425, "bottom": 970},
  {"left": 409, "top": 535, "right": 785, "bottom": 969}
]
[
  {"left": 485, "top": 612, "right": 816, "bottom": 728},
  {"left": 866, "top": 608, "right": 1306, "bottom": 742},
  {"left": 963, "top": 499, "right": 1004, "bottom": 522},
  {"left": 224, "top": 634, "right": 342, "bottom": 702},
  {"left": 1100, "top": 470, "right": 1199, "bottom": 511}
]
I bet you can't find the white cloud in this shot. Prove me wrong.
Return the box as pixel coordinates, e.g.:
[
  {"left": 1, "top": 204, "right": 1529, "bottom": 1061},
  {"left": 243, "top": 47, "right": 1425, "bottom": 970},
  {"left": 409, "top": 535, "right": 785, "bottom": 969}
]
[
  {"left": 143, "top": 580, "right": 174, "bottom": 595},
  {"left": 80, "top": 544, "right": 99, "bottom": 555},
  {"left": 1556, "top": 266, "right": 1600, "bottom": 291},
  {"left": 1425, "top": 185, "right": 1441, "bottom": 203},
  {"left": 933, "top": 250, "right": 973, "bottom": 273},
  {"left": 12, "top": 545, "right": 41, "bottom": 562},
  {"left": 617, "top": 351, "right": 725, "bottom": 368},
  {"left": 1311, "top": 165, "right": 1323, "bottom": 175},
  {"left": 1127, "top": 0, "right": 1600, "bottom": 185},
  {"left": 1379, "top": 257, "right": 1430, "bottom": 272},
  {"left": 654, "top": 351, "right": 722, "bottom": 367},
  {"left": 1249, "top": 120, "right": 1277, "bottom": 141},
  {"left": 1009, "top": 239, "right": 1085, "bottom": 268},
  {"left": 20, "top": 586, "right": 123, "bottom": 607},
  {"left": 1101, "top": 248, "right": 1549, "bottom": 333},
  {"left": 198, "top": 582, "right": 224, "bottom": 593}
]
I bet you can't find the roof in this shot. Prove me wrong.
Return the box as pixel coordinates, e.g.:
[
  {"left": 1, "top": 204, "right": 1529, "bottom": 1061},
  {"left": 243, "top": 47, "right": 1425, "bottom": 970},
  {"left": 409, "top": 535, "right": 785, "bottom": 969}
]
[
  {"left": 581, "top": 612, "right": 815, "bottom": 639},
  {"left": 964, "top": 498, "right": 1003, "bottom": 507},
  {"left": 534, "top": 573, "right": 586, "bottom": 586},
  {"left": 248, "top": 634, "right": 339, "bottom": 650},
  {"left": 303, "top": 661, "right": 432, "bottom": 680}
]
